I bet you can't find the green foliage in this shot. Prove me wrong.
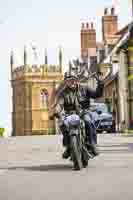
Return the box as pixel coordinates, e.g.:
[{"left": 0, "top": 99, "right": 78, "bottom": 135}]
[
  {"left": 48, "top": 128, "right": 56, "bottom": 135},
  {"left": 122, "top": 129, "right": 133, "bottom": 134},
  {"left": 0, "top": 128, "right": 5, "bottom": 137},
  {"left": 105, "top": 97, "right": 112, "bottom": 104}
]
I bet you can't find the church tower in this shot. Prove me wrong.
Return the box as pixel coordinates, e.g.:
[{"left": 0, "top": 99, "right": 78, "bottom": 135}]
[{"left": 11, "top": 47, "right": 63, "bottom": 136}]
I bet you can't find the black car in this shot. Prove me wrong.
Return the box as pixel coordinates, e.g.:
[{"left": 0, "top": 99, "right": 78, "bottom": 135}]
[{"left": 90, "top": 103, "right": 115, "bottom": 133}]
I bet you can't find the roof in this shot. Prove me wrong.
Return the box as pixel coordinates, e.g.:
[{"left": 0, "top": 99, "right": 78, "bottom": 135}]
[
  {"left": 102, "top": 28, "right": 130, "bottom": 65},
  {"left": 105, "top": 34, "right": 121, "bottom": 45},
  {"left": 96, "top": 42, "right": 104, "bottom": 50},
  {"left": 100, "top": 21, "right": 133, "bottom": 84},
  {"left": 104, "top": 71, "right": 118, "bottom": 87},
  {"left": 114, "top": 22, "right": 131, "bottom": 36},
  {"left": 101, "top": 28, "right": 130, "bottom": 78}
]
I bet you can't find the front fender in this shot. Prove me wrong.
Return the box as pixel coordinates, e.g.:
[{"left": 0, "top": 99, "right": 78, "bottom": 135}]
[{"left": 69, "top": 128, "right": 79, "bottom": 136}]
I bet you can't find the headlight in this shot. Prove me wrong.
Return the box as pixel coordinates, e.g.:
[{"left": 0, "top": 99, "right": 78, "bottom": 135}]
[{"left": 66, "top": 114, "right": 80, "bottom": 126}]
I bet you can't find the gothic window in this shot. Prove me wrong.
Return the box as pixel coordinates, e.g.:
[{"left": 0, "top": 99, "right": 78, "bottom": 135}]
[{"left": 40, "top": 89, "right": 49, "bottom": 109}]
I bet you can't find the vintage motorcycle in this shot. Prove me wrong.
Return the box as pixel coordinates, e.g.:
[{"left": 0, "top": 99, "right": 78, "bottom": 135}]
[
  {"left": 53, "top": 113, "right": 93, "bottom": 170},
  {"left": 51, "top": 65, "right": 103, "bottom": 170}
]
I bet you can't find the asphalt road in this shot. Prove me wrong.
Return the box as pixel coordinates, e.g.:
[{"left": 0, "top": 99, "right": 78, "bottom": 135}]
[{"left": 0, "top": 134, "right": 133, "bottom": 200}]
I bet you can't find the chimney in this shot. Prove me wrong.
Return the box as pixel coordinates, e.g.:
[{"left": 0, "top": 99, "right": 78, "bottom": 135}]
[
  {"left": 86, "top": 22, "right": 89, "bottom": 29},
  {"left": 104, "top": 8, "right": 108, "bottom": 15},
  {"left": 80, "top": 21, "right": 96, "bottom": 60},
  {"left": 81, "top": 23, "right": 84, "bottom": 29},
  {"left": 111, "top": 7, "right": 115, "bottom": 15},
  {"left": 102, "top": 7, "right": 118, "bottom": 43},
  {"left": 91, "top": 22, "right": 94, "bottom": 29}
]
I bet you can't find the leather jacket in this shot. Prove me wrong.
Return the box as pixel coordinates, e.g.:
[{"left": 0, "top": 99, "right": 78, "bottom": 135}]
[{"left": 55, "top": 80, "right": 104, "bottom": 118}]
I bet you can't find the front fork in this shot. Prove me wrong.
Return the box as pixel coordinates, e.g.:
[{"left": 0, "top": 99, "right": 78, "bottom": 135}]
[{"left": 70, "top": 127, "right": 81, "bottom": 151}]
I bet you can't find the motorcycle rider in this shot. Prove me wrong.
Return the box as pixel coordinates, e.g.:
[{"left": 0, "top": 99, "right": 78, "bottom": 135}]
[{"left": 53, "top": 71, "right": 104, "bottom": 159}]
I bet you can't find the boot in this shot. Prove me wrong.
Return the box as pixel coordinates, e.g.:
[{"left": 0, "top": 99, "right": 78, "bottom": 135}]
[{"left": 62, "top": 148, "right": 71, "bottom": 159}]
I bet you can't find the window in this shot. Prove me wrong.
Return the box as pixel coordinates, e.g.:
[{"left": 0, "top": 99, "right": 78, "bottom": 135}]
[{"left": 40, "top": 89, "right": 49, "bottom": 109}]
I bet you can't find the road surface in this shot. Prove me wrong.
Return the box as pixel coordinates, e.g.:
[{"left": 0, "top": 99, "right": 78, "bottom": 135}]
[{"left": 0, "top": 134, "right": 133, "bottom": 200}]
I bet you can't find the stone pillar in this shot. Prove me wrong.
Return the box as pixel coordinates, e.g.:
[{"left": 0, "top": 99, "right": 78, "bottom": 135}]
[
  {"left": 59, "top": 46, "right": 62, "bottom": 73},
  {"left": 24, "top": 45, "right": 27, "bottom": 66},
  {"left": 43, "top": 48, "right": 48, "bottom": 74},
  {"left": 10, "top": 50, "right": 14, "bottom": 81}
]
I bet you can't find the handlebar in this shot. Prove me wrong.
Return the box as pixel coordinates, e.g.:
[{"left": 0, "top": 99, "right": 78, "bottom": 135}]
[
  {"left": 49, "top": 113, "right": 60, "bottom": 120},
  {"left": 80, "top": 71, "right": 103, "bottom": 82}
]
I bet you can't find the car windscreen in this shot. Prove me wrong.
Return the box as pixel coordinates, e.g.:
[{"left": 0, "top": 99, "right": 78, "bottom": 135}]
[
  {"left": 90, "top": 103, "right": 108, "bottom": 113},
  {"left": 96, "top": 104, "right": 108, "bottom": 113}
]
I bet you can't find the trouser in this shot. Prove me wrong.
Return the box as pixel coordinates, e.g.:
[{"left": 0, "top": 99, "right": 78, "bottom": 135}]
[
  {"left": 60, "top": 121, "right": 70, "bottom": 147},
  {"left": 82, "top": 112, "right": 97, "bottom": 145}
]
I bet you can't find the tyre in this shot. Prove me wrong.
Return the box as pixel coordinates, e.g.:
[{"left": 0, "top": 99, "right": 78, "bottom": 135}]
[
  {"left": 81, "top": 142, "right": 89, "bottom": 167},
  {"left": 70, "top": 135, "right": 82, "bottom": 170},
  {"left": 82, "top": 152, "right": 88, "bottom": 168}
]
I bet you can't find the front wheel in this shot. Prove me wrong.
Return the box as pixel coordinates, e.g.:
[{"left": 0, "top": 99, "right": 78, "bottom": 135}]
[
  {"left": 70, "top": 135, "right": 82, "bottom": 170},
  {"left": 82, "top": 149, "right": 88, "bottom": 168}
]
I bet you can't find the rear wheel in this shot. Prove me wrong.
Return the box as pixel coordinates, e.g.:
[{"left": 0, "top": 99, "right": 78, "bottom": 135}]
[{"left": 70, "top": 135, "right": 82, "bottom": 170}]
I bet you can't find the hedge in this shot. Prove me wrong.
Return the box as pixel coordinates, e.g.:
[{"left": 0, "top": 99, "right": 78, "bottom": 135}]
[
  {"left": 0, "top": 128, "right": 5, "bottom": 137},
  {"left": 48, "top": 128, "right": 56, "bottom": 135},
  {"left": 122, "top": 129, "right": 133, "bottom": 134}
]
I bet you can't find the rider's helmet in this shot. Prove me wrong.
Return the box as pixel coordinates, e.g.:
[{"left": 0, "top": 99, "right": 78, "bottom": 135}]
[{"left": 64, "top": 71, "right": 79, "bottom": 90}]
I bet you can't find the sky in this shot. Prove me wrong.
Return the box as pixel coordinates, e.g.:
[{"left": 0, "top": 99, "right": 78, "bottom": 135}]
[{"left": 0, "top": 0, "right": 132, "bottom": 136}]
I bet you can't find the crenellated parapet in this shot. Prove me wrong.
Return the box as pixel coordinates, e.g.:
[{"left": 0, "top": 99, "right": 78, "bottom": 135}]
[
  {"left": 12, "top": 64, "right": 63, "bottom": 81},
  {"left": 10, "top": 46, "right": 63, "bottom": 81}
]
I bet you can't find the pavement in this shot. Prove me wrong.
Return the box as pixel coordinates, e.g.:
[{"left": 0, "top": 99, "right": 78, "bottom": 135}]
[{"left": 0, "top": 134, "right": 133, "bottom": 200}]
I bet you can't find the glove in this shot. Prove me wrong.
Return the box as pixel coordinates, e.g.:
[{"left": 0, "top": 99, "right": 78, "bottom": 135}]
[
  {"left": 54, "top": 113, "right": 60, "bottom": 119},
  {"left": 49, "top": 113, "right": 60, "bottom": 120},
  {"left": 49, "top": 115, "right": 54, "bottom": 120}
]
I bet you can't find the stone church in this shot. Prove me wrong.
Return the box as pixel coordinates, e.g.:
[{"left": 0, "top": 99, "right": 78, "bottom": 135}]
[{"left": 10, "top": 47, "right": 63, "bottom": 136}]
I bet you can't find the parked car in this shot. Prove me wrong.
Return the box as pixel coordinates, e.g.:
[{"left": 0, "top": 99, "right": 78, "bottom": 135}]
[{"left": 90, "top": 103, "right": 115, "bottom": 133}]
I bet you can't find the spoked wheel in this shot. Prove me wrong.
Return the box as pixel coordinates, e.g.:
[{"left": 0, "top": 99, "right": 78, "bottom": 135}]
[
  {"left": 70, "top": 135, "right": 82, "bottom": 170},
  {"left": 81, "top": 150, "right": 88, "bottom": 168},
  {"left": 81, "top": 136, "right": 89, "bottom": 168}
]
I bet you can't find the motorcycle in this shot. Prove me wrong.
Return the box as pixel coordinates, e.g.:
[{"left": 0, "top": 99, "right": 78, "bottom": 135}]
[
  {"left": 54, "top": 113, "right": 93, "bottom": 170},
  {"left": 50, "top": 71, "right": 103, "bottom": 170}
]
